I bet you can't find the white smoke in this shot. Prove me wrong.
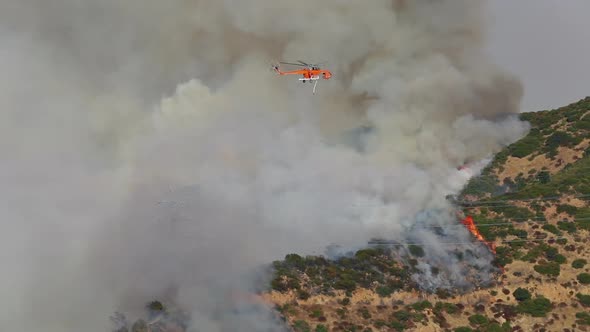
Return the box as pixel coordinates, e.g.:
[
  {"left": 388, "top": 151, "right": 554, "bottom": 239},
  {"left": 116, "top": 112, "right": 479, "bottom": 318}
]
[{"left": 0, "top": 1, "right": 530, "bottom": 331}]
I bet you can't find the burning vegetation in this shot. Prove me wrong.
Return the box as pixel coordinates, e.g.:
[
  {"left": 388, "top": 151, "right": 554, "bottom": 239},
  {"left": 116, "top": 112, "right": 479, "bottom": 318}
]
[
  {"left": 258, "top": 97, "right": 590, "bottom": 332},
  {"left": 105, "top": 98, "right": 590, "bottom": 332},
  {"left": 460, "top": 216, "right": 497, "bottom": 255},
  {"left": 268, "top": 221, "right": 503, "bottom": 301}
]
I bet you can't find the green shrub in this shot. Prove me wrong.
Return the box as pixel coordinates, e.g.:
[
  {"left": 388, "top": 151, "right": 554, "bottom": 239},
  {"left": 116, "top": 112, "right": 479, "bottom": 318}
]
[
  {"left": 521, "top": 243, "right": 548, "bottom": 261},
  {"left": 334, "top": 277, "right": 356, "bottom": 292},
  {"left": 285, "top": 254, "right": 306, "bottom": 269},
  {"left": 557, "top": 221, "right": 577, "bottom": 233},
  {"left": 293, "top": 320, "right": 311, "bottom": 332},
  {"left": 553, "top": 254, "right": 567, "bottom": 264},
  {"left": 271, "top": 277, "right": 288, "bottom": 292},
  {"left": 436, "top": 288, "right": 452, "bottom": 299},
  {"left": 434, "top": 302, "right": 459, "bottom": 315},
  {"left": 577, "top": 273, "right": 590, "bottom": 284},
  {"left": 544, "top": 247, "right": 559, "bottom": 260},
  {"left": 576, "top": 312, "right": 590, "bottom": 325},
  {"left": 287, "top": 278, "right": 301, "bottom": 290},
  {"left": 534, "top": 262, "right": 560, "bottom": 276},
  {"left": 513, "top": 288, "right": 531, "bottom": 302},
  {"left": 146, "top": 300, "right": 165, "bottom": 312},
  {"left": 454, "top": 327, "right": 474, "bottom": 332},
  {"left": 298, "top": 290, "right": 310, "bottom": 300},
  {"left": 468, "top": 314, "right": 488, "bottom": 326},
  {"left": 389, "top": 320, "right": 406, "bottom": 331},
  {"left": 576, "top": 293, "right": 590, "bottom": 307},
  {"left": 462, "top": 173, "right": 501, "bottom": 198},
  {"left": 310, "top": 308, "right": 323, "bottom": 318},
  {"left": 408, "top": 245, "right": 425, "bottom": 257},
  {"left": 431, "top": 266, "right": 440, "bottom": 275},
  {"left": 339, "top": 297, "right": 350, "bottom": 306},
  {"left": 315, "top": 325, "right": 328, "bottom": 332},
  {"left": 493, "top": 246, "right": 513, "bottom": 266},
  {"left": 572, "top": 259, "right": 587, "bottom": 269},
  {"left": 499, "top": 322, "right": 512, "bottom": 332},
  {"left": 507, "top": 130, "right": 543, "bottom": 158},
  {"left": 373, "top": 320, "right": 386, "bottom": 328},
  {"left": 412, "top": 312, "right": 427, "bottom": 324},
  {"left": 497, "top": 206, "right": 535, "bottom": 220},
  {"left": 410, "top": 300, "right": 432, "bottom": 311},
  {"left": 517, "top": 296, "right": 552, "bottom": 317},
  {"left": 484, "top": 323, "right": 508, "bottom": 332},
  {"left": 376, "top": 285, "right": 393, "bottom": 298},
  {"left": 542, "top": 224, "right": 560, "bottom": 235},
  {"left": 575, "top": 207, "right": 590, "bottom": 218},
  {"left": 393, "top": 310, "right": 411, "bottom": 322},
  {"left": 557, "top": 204, "right": 578, "bottom": 215},
  {"left": 546, "top": 131, "right": 577, "bottom": 150},
  {"left": 536, "top": 171, "right": 551, "bottom": 184},
  {"left": 359, "top": 307, "right": 371, "bottom": 319},
  {"left": 509, "top": 229, "right": 528, "bottom": 239},
  {"left": 544, "top": 247, "right": 566, "bottom": 264},
  {"left": 573, "top": 117, "right": 590, "bottom": 130},
  {"left": 355, "top": 248, "right": 382, "bottom": 260},
  {"left": 578, "top": 219, "right": 590, "bottom": 231}
]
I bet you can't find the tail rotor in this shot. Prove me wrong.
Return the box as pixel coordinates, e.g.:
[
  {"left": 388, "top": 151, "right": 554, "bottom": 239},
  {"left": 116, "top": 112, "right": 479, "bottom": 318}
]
[{"left": 267, "top": 58, "right": 281, "bottom": 72}]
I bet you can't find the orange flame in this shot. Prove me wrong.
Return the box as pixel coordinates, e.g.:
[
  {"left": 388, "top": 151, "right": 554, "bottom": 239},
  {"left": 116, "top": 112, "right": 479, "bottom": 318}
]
[{"left": 461, "top": 216, "right": 496, "bottom": 255}]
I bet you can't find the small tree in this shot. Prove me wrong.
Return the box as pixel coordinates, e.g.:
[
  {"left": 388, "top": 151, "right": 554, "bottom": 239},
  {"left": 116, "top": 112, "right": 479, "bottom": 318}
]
[
  {"left": 517, "top": 296, "right": 552, "bottom": 317},
  {"left": 513, "top": 288, "right": 531, "bottom": 302},
  {"left": 468, "top": 314, "right": 488, "bottom": 326},
  {"left": 376, "top": 285, "right": 393, "bottom": 298},
  {"left": 578, "top": 273, "right": 590, "bottom": 285},
  {"left": 408, "top": 245, "right": 425, "bottom": 257},
  {"left": 315, "top": 325, "right": 328, "bottom": 332},
  {"left": 572, "top": 259, "right": 587, "bottom": 269},
  {"left": 576, "top": 293, "right": 590, "bottom": 307},
  {"left": 536, "top": 171, "right": 550, "bottom": 184},
  {"left": 297, "top": 289, "right": 310, "bottom": 300},
  {"left": 454, "top": 327, "right": 474, "bottom": 332},
  {"left": 576, "top": 312, "right": 590, "bottom": 325},
  {"left": 147, "top": 300, "right": 164, "bottom": 311},
  {"left": 534, "top": 262, "right": 560, "bottom": 276},
  {"left": 293, "top": 320, "right": 311, "bottom": 332}
]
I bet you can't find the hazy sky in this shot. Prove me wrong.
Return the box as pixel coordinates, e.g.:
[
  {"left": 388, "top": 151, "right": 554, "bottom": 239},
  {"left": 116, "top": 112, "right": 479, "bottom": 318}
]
[{"left": 487, "top": 1, "right": 590, "bottom": 112}]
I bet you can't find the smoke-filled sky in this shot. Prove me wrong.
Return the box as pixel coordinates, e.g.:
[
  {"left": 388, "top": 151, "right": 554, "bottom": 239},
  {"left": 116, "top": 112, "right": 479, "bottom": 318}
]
[
  {"left": 0, "top": 1, "right": 585, "bottom": 331},
  {"left": 487, "top": 0, "right": 590, "bottom": 111}
]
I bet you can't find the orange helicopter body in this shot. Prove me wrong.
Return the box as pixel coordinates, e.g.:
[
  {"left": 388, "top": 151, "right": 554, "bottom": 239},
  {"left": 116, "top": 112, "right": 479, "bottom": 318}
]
[
  {"left": 275, "top": 67, "right": 332, "bottom": 80},
  {"left": 272, "top": 60, "right": 332, "bottom": 94}
]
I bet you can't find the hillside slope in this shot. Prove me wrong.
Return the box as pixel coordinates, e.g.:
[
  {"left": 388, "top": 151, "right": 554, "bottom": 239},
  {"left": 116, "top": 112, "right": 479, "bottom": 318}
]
[{"left": 261, "top": 97, "right": 590, "bottom": 332}]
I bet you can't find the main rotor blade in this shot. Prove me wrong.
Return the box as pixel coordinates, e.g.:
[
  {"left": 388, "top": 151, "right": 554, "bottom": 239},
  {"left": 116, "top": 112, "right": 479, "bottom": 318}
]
[
  {"left": 297, "top": 60, "right": 311, "bottom": 66},
  {"left": 280, "top": 61, "right": 307, "bottom": 67}
]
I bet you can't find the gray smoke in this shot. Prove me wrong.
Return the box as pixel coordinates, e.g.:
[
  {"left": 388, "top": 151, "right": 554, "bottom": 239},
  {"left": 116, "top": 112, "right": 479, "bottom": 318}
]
[{"left": 1, "top": 1, "right": 529, "bottom": 331}]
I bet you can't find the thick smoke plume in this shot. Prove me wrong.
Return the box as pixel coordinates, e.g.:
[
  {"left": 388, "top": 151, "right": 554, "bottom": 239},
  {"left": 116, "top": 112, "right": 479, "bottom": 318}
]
[{"left": 1, "top": 1, "right": 529, "bottom": 331}]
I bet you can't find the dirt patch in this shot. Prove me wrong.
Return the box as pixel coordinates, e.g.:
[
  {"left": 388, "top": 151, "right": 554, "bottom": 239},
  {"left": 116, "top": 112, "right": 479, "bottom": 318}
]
[
  {"left": 496, "top": 154, "right": 552, "bottom": 182},
  {"left": 496, "top": 138, "right": 590, "bottom": 182}
]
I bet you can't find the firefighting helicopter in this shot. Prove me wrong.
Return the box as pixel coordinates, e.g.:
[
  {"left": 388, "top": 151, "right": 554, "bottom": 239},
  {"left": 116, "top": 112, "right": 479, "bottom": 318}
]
[{"left": 272, "top": 60, "right": 332, "bottom": 94}]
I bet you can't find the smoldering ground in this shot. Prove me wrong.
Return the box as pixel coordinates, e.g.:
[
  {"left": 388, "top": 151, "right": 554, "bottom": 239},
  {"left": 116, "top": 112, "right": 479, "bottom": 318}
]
[{"left": 1, "top": 1, "right": 529, "bottom": 331}]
